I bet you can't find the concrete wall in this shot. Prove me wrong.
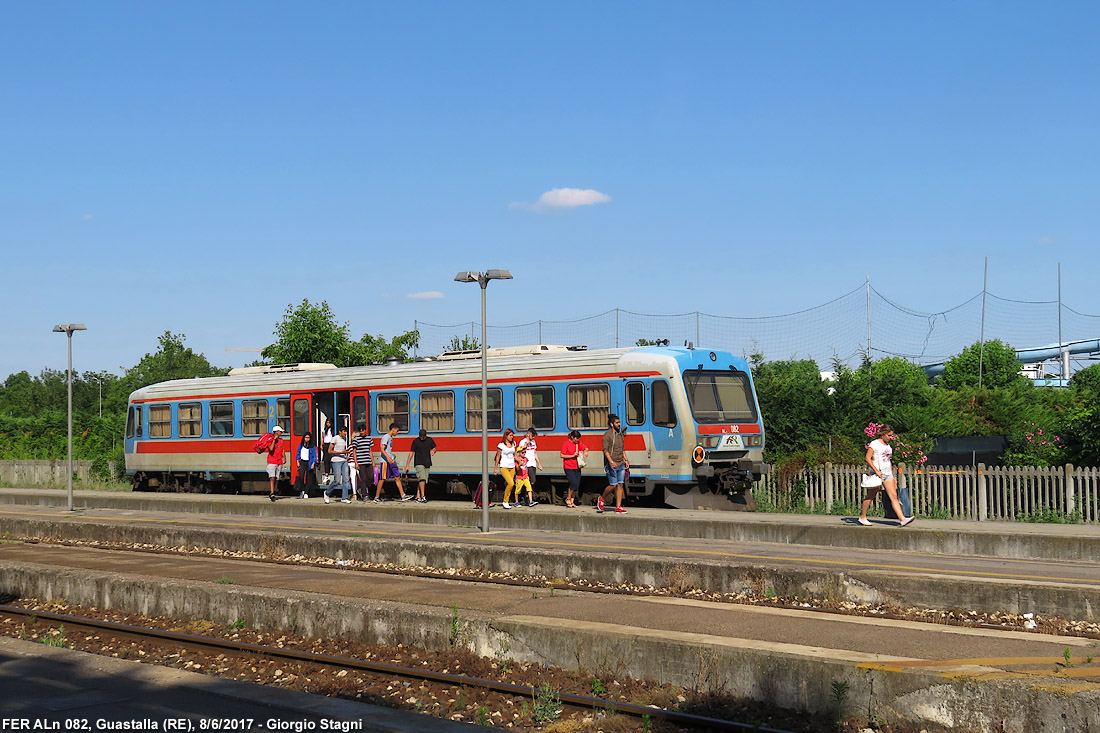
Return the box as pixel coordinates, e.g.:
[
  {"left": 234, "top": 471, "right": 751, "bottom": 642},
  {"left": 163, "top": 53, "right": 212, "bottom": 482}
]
[{"left": 0, "top": 460, "right": 93, "bottom": 486}]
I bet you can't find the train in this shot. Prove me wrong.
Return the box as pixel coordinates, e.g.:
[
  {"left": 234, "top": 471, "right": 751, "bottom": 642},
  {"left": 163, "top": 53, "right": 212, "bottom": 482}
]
[{"left": 124, "top": 344, "right": 768, "bottom": 509}]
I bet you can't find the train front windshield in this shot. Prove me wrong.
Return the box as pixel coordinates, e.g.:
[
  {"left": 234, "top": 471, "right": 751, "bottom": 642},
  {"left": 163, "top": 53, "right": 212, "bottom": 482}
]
[{"left": 684, "top": 370, "right": 757, "bottom": 424}]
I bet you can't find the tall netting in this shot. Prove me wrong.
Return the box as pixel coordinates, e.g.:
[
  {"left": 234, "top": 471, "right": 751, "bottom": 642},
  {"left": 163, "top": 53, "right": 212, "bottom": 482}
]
[{"left": 413, "top": 284, "right": 1100, "bottom": 368}]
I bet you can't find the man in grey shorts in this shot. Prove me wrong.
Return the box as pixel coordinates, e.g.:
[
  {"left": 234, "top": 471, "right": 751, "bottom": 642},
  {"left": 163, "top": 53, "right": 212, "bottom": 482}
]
[{"left": 404, "top": 429, "right": 437, "bottom": 503}]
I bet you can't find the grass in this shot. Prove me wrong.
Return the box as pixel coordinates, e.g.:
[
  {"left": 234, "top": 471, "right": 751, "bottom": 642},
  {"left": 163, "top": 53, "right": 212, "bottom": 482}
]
[
  {"left": 1017, "top": 507, "right": 1084, "bottom": 524},
  {"left": 0, "top": 478, "right": 132, "bottom": 492},
  {"left": 532, "top": 683, "right": 562, "bottom": 723}
]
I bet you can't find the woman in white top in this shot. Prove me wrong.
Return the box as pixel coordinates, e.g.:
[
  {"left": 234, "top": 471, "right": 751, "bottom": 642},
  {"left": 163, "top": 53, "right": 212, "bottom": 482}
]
[
  {"left": 859, "top": 424, "right": 913, "bottom": 526},
  {"left": 493, "top": 429, "right": 519, "bottom": 508}
]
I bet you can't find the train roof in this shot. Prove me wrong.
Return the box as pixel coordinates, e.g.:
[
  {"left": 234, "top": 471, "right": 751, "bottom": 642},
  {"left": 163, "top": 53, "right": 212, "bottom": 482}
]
[{"left": 129, "top": 346, "right": 750, "bottom": 401}]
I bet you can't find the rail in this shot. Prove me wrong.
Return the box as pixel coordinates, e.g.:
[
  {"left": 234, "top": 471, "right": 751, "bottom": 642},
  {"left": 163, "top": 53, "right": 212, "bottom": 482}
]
[{"left": 0, "top": 604, "right": 788, "bottom": 732}]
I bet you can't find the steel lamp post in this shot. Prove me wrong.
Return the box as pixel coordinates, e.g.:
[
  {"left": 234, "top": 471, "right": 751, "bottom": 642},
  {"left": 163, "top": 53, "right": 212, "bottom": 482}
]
[
  {"left": 53, "top": 323, "right": 87, "bottom": 511},
  {"left": 454, "top": 270, "right": 513, "bottom": 532}
]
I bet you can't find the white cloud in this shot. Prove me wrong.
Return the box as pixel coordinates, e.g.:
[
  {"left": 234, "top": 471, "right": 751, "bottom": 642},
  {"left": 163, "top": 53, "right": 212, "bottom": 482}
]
[
  {"left": 83, "top": 214, "right": 94, "bottom": 221},
  {"left": 510, "top": 187, "right": 611, "bottom": 212},
  {"left": 407, "top": 291, "right": 445, "bottom": 300},
  {"left": 1038, "top": 236, "right": 1053, "bottom": 245}
]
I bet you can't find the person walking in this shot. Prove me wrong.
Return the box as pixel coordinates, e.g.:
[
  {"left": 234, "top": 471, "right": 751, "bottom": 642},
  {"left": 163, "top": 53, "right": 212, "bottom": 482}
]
[
  {"left": 374, "top": 423, "right": 412, "bottom": 502},
  {"left": 293, "top": 432, "right": 318, "bottom": 499},
  {"left": 325, "top": 426, "right": 352, "bottom": 504},
  {"left": 517, "top": 428, "right": 543, "bottom": 502},
  {"left": 265, "top": 425, "right": 287, "bottom": 502},
  {"left": 560, "top": 430, "right": 589, "bottom": 508},
  {"left": 404, "top": 429, "right": 438, "bottom": 503},
  {"left": 859, "top": 424, "right": 914, "bottom": 527},
  {"left": 494, "top": 429, "right": 519, "bottom": 508},
  {"left": 351, "top": 425, "right": 374, "bottom": 502},
  {"left": 321, "top": 418, "right": 335, "bottom": 479},
  {"left": 598, "top": 415, "right": 628, "bottom": 514}
]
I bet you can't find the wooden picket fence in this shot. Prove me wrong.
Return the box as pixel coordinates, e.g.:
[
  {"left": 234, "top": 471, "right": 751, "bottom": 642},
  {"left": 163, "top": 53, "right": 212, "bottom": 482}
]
[{"left": 754, "top": 462, "right": 1100, "bottom": 523}]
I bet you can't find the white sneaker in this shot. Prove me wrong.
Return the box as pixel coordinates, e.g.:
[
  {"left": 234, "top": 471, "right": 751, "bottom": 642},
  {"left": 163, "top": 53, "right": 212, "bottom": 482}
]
[
  {"left": 399, "top": 495, "right": 413, "bottom": 502},
  {"left": 899, "top": 516, "right": 915, "bottom": 527},
  {"left": 502, "top": 502, "right": 512, "bottom": 509},
  {"left": 324, "top": 495, "right": 330, "bottom": 504},
  {"left": 857, "top": 518, "right": 871, "bottom": 526},
  {"left": 341, "top": 499, "right": 352, "bottom": 504}
]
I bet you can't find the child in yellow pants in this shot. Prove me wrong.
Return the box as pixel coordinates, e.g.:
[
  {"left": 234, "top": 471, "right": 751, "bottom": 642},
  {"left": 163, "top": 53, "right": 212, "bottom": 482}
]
[{"left": 514, "top": 464, "right": 536, "bottom": 507}]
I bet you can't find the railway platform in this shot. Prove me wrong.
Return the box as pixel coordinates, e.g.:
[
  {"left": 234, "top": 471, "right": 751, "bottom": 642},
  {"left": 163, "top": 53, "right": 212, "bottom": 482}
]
[{"left": 1, "top": 488, "right": 1099, "bottom": 729}]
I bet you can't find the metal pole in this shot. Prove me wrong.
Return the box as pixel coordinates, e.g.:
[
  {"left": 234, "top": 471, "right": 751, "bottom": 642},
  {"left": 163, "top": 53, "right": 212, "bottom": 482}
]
[
  {"left": 978, "top": 257, "right": 988, "bottom": 389},
  {"left": 696, "top": 311, "right": 700, "bottom": 347},
  {"left": 615, "top": 309, "right": 620, "bottom": 348},
  {"left": 866, "top": 276, "right": 871, "bottom": 399},
  {"left": 66, "top": 331, "right": 74, "bottom": 512},
  {"left": 1058, "top": 262, "right": 1068, "bottom": 379},
  {"left": 538, "top": 320, "right": 542, "bottom": 345},
  {"left": 413, "top": 320, "right": 418, "bottom": 359},
  {"left": 480, "top": 280, "right": 490, "bottom": 533}
]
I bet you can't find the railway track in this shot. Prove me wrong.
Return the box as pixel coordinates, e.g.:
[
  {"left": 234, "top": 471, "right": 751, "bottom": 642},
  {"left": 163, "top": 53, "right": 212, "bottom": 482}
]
[
  {"left": 17, "top": 536, "right": 1100, "bottom": 642},
  {"left": 0, "top": 603, "right": 789, "bottom": 732}
]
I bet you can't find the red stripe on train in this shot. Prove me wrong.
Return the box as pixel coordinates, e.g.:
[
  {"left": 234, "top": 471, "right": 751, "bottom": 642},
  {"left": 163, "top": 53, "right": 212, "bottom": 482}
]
[
  {"left": 135, "top": 433, "right": 647, "bottom": 454},
  {"left": 696, "top": 424, "right": 762, "bottom": 435}
]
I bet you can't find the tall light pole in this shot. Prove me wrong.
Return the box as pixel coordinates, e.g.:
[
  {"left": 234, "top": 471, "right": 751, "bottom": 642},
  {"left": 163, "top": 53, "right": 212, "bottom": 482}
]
[
  {"left": 454, "top": 270, "right": 513, "bottom": 532},
  {"left": 53, "top": 323, "right": 87, "bottom": 511}
]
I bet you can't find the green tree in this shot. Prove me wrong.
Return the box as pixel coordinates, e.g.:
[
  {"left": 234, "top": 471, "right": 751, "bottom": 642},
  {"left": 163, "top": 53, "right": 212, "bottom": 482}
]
[
  {"left": 262, "top": 300, "right": 351, "bottom": 366},
  {"left": 446, "top": 335, "right": 481, "bottom": 351},
  {"left": 939, "top": 340, "right": 1024, "bottom": 390},
  {"left": 1069, "top": 364, "right": 1100, "bottom": 396},
  {"left": 752, "top": 359, "right": 834, "bottom": 457},
  {"left": 121, "top": 332, "right": 226, "bottom": 395},
  {"left": 262, "top": 299, "right": 420, "bottom": 367}
]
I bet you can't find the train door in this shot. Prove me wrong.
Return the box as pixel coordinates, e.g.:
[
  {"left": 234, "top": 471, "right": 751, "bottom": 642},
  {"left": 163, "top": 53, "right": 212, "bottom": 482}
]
[
  {"left": 649, "top": 379, "right": 682, "bottom": 454},
  {"left": 289, "top": 393, "right": 312, "bottom": 484},
  {"left": 351, "top": 390, "right": 370, "bottom": 434}
]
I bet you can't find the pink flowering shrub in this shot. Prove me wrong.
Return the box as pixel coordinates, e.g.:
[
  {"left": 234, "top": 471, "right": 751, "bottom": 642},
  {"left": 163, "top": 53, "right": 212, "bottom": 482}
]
[{"left": 1003, "top": 420, "right": 1065, "bottom": 467}]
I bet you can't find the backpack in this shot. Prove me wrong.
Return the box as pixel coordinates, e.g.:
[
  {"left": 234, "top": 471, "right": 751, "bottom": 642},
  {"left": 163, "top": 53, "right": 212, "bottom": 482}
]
[{"left": 253, "top": 433, "right": 274, "bottom": 454}]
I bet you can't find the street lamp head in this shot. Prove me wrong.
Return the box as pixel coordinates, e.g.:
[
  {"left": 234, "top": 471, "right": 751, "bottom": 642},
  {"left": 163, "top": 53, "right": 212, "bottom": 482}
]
[
  {"left": 53, "top": 324, "right": 87, "bottom": 333},
  {"left": 484, "top": 269, "right": 512, "bottom": 280},
  {"left": 454, "top": 271, "right": 479, "bottom": 283}
]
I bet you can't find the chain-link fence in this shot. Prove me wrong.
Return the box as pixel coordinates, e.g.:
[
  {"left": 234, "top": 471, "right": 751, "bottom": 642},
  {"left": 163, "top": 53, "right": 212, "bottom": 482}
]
[{"left": 414, "top": 283, "right": 1100, "bottom": 369}]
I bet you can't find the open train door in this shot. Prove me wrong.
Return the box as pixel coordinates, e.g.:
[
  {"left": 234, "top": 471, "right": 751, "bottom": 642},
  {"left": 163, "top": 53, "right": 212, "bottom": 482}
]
[{"left": 289, "top": 392, "right": 313, "bottom": 484}]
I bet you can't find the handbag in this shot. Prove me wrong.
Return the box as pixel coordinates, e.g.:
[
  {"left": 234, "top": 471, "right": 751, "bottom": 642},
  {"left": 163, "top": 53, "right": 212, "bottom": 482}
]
[
  {"left": 575, "top": 449, "right": 587, "bottom": 468},
  {"left": 861, "top": 473, "right": 883, "bottom": 488}
]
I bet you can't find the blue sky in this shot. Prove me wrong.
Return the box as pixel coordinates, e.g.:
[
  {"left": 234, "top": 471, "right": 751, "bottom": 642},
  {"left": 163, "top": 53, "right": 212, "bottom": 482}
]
[{"left": 3, "top": 2, "right": 1098, "bottom": 377}]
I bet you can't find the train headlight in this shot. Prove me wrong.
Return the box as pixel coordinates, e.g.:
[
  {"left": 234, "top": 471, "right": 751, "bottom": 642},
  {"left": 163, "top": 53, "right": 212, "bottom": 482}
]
[
  {"left": 743, "top": 435, "right": 763, "bottom": 448},
  {"left": 701, "top": 436, "right": 721, "bottom": 449}
]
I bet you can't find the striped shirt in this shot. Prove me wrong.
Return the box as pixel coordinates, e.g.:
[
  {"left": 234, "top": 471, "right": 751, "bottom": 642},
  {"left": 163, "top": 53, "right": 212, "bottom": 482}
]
[{"left": 352, "top": 435, "right": 374, "bottom": 465}]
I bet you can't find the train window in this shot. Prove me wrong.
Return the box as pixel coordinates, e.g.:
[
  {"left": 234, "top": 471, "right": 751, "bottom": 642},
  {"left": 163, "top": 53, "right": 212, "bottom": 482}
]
[
  {"left": 133, "top": 406, "right": 143, "bottom": 438},
  {"left": 515, "top": 386, "right": 554, "bottom": 431},
  {"left": 352, "top": 396, "right": 368, "bottom": 432},
  {"left": 683, "top": 370, "right": 756, "bottom": 423},
  {"left": 242, "top": 399, "right": 269, "bottom": 436},
  {"left": 292, "top": 399, "right": 309, "bottom": 437},
  {"left": 125, "top": 406, "right": 138, "bottom": 439},
  {"left": 421, "top": 391, "right": 455, "bottom": 432},
  {"left": 377, "top": 393, "right": 410, "bottom": 433},
  {"left": 568, "top": 383, "right": 609, "bottom": 429},
  {"left": 209, "top": 401, "right": 235, "bottom": 437},
  {"left": 626, "top": 382, "right": 645, "bottom": 426},
  {"left": 178, "top": 402, "right": 202, "bottom": 437},
  {"left": 466, "top": 388, "right": 502, "bottom": 433},
  {"left": 652, "top": 380, "right": 677, "bottom": 428},
  {"left": 276, "top": 398, "right": 291, "bottom": 432},
  {"left": 149, "top": 404, "right": 172, "bottom": 438}
]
